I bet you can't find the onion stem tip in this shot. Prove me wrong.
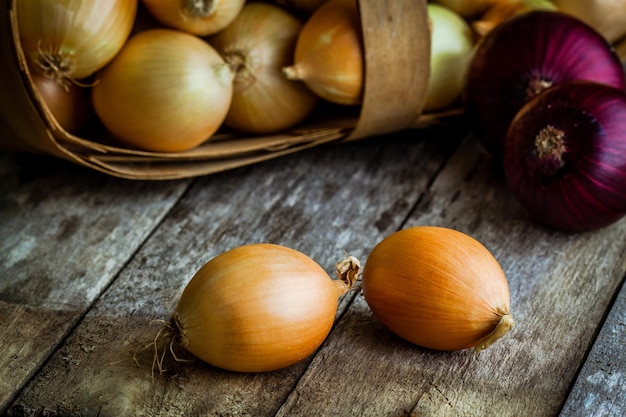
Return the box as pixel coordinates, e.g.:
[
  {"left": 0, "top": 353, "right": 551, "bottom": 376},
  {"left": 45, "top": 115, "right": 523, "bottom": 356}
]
[
  {"left": 335, "top": 253, "right": 361, "bottom": 295},
  {"left": 474, "top": 313, "right": 514, "bottom": 353},
  {"left": 282, "top": 65, "right": 302, "bottom": 80}
]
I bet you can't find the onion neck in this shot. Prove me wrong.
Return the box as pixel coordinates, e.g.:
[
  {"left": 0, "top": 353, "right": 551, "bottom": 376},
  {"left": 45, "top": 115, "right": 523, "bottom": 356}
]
[
  {"left": 184, "top": 0, "right": 217, "bottom": 18},
  {"left": 531, "top": 124, "right": 566, "bottom": 176},
  {"left": 35, "top": 41, "right": 76, "bottom": 89},
  {"left": 283, "top": 65, "right": 303, "bottom": 81},
  {"left": 526, "top": 76, "right": 553, "bottom": 99},
  {"left": 334, "top": 254, "right": 361, "bottom": 297},
  {"left": 224, "top": 50, "right": 255, "bottom": 90},
  {"left": 474, "top": 313, "right": 514, "bottom": 353}
]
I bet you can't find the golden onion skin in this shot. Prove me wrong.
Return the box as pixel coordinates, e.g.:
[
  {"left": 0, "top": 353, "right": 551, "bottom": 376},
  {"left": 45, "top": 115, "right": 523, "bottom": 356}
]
[
  {"left": 209, "top": 2, "right": 319, "bottom": 134},
  {"left": 92, "top": 29, "right": 233, "bottom": 152},
  {"left": 173, "top": 243, "right": 341, "bottom": 372},
  {"left": 283, "top": 0, "right": 363, "bottom": 105},
  {"left": 362, "top": 226, "right": 513, "bottom": 352},
  {"left": 142, "top": 0, "right": 246, "bottom": 37},
  {"left": 17, "top": 0, "right": 137, "bottom": 80}
]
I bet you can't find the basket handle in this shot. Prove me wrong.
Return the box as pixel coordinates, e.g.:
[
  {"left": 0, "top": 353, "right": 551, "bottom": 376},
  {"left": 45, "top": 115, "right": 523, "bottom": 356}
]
[{"left": 345, "top": 0, "right": 431, "bottom": 141}]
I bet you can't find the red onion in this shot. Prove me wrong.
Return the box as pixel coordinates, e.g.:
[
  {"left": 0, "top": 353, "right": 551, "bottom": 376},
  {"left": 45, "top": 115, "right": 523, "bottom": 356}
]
[
  {"left": 503, "top": 81, "right": 626, "bottom": 232},
  {"left": 464, "top": 11, "right": 626, "bottom": 156}
]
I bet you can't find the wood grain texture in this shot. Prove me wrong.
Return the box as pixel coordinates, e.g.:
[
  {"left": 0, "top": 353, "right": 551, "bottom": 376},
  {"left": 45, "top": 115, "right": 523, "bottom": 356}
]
[
  {"left": 7, "top": 129, "right": 461, "bottom": 416},
  {"left": 275, "top": 137, "right": 626, "bottom": 417},
  {"left": 560, "top": 277, "right": 626, "bottom": 417},
  {"left": 0, "top": 152, "right": 190, "bottom": 412},
  {"left": 2, "top": 130, "right": 626, "bottom": 417}
]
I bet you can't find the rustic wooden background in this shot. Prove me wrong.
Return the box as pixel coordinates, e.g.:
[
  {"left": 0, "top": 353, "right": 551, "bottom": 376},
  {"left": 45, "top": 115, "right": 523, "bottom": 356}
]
[{"left": 1, "top": 124, "right": 625, "bottom": 416}]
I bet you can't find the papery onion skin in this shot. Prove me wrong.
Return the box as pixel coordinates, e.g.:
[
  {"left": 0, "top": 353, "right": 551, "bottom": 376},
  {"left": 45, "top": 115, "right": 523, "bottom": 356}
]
[
  {"left": 92, "top": 29, "right": 233, "bottom": 153},
  {"left": 17, "top": 0, "right": 137, "bottom": 81},
  {"left": 209, "top": 2, "right": 318, "bottom": 134},
  {"left": 141, "top": 0, "right": 246, "bottom": 36},
  {"left": 464, "top": 11, "right": 626, "bottom": 157},
  {"left": 31, "top": 74, "right": 90, "bottom": 134},
  {"left": 504, "top": 81, "right": 626, "bottom": 232},
  {"left": 283, "top": 0, "right": 364, "bottom": 105},
  {"left": 362, "top": 226, "right": 513, "bottom": 352},
  {"left": 172, "top": 244, "right": 355, "bottom": 373}
]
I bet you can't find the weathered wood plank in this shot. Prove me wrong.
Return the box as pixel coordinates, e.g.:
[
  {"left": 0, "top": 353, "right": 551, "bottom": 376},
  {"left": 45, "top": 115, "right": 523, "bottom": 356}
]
[
  {"left": 6, "top": 129, "right": 461, "bottom": 416},
  {"left": 0, "top": 152, "right": 191, "bottom": 412},
  {"left": 275, "top": 137, "right": 626, "bottom": 417},
  {"left": 560, "top": 277, "right": 626, "bottom": 417}
]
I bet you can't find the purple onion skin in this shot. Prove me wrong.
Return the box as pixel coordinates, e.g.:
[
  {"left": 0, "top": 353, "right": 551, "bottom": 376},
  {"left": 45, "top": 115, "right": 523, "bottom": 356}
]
[
  {"left": 504, "top": 81, "right": 626, "bottom": 232},
  {"left": 464, "top": 11, "right": 626, "bottom": 157}
]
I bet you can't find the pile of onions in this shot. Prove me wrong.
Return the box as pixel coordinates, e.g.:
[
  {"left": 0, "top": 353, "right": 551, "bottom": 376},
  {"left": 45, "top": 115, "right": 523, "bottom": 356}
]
[
  {"left": 362, "top": 226, "right": 514, "bottom": 352},
  {"left": 464, "top": 11, "right": 626, "bottom": 156},
  {"left": 504, "top": 82, "right": 626, "bottom": 232},
  {"left": 141, "top": 0, "right": 245, "bottom": 36},
  {"left": 161, "top": 244, "right": 359, "bottom": 373},
  {"left": 283, "top": 0, "right": 364, "bottom": 105},
  {"left": 92, "top": 29, "right": 233, "bottom": 153},
  {"left": 209, "top": 2, "right": 318, "bottom": 134}
]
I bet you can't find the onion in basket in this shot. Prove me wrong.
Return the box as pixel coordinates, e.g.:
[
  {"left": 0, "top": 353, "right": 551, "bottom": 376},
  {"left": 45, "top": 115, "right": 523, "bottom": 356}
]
[
  {"left": 17, "top": 0, "right": 137, "bottom": 82},
  {"left": 283, "top": 0, "right": 364, "bottom": 105},
  {"left": 209, "top": 2, "right": 318, "bottom": 134},
  {"left": 423, "top": 3, "right": 475, "bottom": 112},
  {"left": 92, "top": 29, "right": 233, "bottom": 153},
  {"left": 141, "top": 0, "right": 245, "bottom": 36}
]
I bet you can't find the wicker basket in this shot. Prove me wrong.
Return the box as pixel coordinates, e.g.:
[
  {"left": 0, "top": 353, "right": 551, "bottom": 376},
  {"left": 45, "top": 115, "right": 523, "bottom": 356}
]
[{"left": 0, "top": 0, "right": 461, "bottom": 180}]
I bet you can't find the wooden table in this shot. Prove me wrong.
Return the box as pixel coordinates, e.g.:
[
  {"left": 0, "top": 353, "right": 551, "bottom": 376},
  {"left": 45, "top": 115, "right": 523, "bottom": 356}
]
[{"left": 1, "top": 125, "right": 624, "bottom": 417}]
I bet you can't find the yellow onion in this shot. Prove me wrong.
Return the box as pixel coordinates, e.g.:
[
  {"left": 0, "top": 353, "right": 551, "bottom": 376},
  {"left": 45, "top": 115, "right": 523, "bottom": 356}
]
[
  {"left": 553, "top": 0, "right": 626, "bottom": 43},
  {"left": 17, "top": 0, "right": 137, "bottom": 82},
  {"left": 30, "top": 73, "right": 91, "bottom": 133},
  {"left": 362, "top": 226, "right": 514, "bottom": 352},
  {"left": 92, "top": 29, "right": 233, "bottom": 153},
  {"left": 424, "top": 3, "right": 475, "bottom": 112},
  {"left": 209, "top": 2, "right": 318, "bottom": 134},
  {"left": 141, "top": 0, "right": 246, "bottom": 36},
  {"left": 165, "top": 244, "right": 359, "bottom": 373},
  {"left": 283, "top": 0, "right": 363, "bottom": 105}
]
